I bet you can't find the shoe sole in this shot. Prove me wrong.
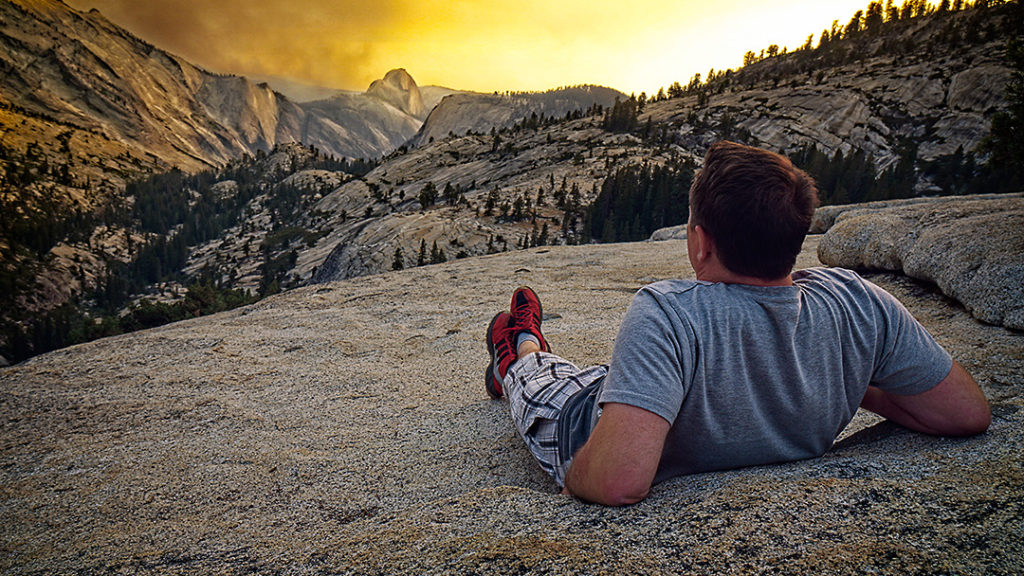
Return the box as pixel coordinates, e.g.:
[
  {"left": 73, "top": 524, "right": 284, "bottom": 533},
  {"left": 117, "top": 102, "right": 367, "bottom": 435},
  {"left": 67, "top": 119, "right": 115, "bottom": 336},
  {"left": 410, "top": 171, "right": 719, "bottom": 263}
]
[{"left": 484, "top": 312, "right": 504, "bottom": 399}]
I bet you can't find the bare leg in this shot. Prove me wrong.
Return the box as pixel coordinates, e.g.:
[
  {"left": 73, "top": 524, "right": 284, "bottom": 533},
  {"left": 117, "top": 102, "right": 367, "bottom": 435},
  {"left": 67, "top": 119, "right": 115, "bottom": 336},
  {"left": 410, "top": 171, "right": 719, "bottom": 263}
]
[{"left": 518, "top": 340, "right": 542, "bottom": 357}]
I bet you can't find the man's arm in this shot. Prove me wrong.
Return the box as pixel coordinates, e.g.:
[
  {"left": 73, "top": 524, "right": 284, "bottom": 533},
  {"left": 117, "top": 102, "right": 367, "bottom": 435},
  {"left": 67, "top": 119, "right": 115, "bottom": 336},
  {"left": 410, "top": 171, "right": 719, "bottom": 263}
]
[
  {"left": 563, "top": 402, "right": 671, "bottom": 506},
  {"left": 860, "top": 360, "right": 990, "bottom": 436}
]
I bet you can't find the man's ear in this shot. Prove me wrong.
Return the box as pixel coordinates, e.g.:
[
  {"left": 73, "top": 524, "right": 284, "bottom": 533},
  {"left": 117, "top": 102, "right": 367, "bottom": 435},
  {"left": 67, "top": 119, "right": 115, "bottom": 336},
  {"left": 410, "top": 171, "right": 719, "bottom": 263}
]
[{"left": 692, "top": 224, "right": 714, "bottom": 263}]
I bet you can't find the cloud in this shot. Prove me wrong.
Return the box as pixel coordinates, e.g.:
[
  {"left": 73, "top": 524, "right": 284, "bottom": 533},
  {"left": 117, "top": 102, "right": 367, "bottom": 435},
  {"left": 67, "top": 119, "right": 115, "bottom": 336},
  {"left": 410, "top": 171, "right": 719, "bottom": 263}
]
[
  {"left": 66, "top": 0, "right": 874, "bottom": 94},
  {"left": 67, "top": 0, "right": 690, "bottom": 91},
  {"left": 68, "top": 0, "right": 405, "bottom": 89}
]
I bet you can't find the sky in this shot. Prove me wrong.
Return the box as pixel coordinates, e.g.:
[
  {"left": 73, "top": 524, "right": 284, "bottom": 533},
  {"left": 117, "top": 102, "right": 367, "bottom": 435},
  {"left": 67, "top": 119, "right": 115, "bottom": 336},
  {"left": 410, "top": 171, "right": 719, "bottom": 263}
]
[{"left": 66, "top": 0, "right": 873, "bottom": 96}]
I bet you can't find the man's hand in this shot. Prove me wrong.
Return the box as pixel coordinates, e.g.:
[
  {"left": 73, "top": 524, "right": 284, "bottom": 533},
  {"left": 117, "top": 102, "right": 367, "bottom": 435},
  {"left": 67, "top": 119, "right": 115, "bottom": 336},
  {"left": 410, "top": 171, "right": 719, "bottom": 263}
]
[
  {"left": 563, "top": 402, "right": 670, "bottom": 506},
  {"left": 860, "top": 360, "right": 990, "bottom": 436}
]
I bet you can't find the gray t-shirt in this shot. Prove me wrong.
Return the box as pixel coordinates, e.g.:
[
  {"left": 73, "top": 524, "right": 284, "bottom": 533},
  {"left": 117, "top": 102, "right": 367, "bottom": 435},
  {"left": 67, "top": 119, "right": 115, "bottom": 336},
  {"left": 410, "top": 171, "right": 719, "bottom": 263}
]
[{"left": 596, "top": 267, "right": 953, "bottom": 483}]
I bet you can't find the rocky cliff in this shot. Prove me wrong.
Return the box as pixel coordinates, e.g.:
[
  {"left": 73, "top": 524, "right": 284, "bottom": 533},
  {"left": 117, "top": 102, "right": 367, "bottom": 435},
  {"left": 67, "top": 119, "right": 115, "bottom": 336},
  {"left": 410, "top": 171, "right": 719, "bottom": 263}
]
[
  {"left": 2, "top": 224, "right": 1022, "bottom": 574},
  {"left": 643, "top": 7, "right": 1012, "bottom": 184},
  {"left": 0, "top": 0, "right": 437, "bottom": 329},
  {"left": 366, "top": 68, "right": 427, "bottom": 119},
  {"left": 299, "top": 118, "right": 681, "bottom": 285},
  {"left": 409, "top": 85, "right": 626, "bottom": 147},
  {"left": 0, "top": 0, "right": 432, "bottom": 167}
]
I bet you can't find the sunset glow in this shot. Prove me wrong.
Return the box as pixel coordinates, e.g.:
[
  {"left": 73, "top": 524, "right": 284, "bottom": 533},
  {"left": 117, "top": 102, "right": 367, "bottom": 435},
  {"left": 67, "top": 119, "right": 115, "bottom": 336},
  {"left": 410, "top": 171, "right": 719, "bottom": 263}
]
[{"left": 66, "top": 0, "right": 873, "bottom": 95}]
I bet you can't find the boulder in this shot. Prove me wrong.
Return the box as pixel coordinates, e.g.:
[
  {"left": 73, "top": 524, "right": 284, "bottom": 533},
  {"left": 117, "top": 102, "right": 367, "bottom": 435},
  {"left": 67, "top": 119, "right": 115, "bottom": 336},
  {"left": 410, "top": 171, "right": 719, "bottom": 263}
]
[
  {"left": 818, "top": 194, "right": 1024, "bottom": 330},
  {"left": 648, "top": 224, "right": 687, "bottom": 241},
  {"left": 809, "top": 193, "right": 1018, "bottom": 233},
  {"left": 2, "top": 238, "right": 1022, "bottom": 574}
]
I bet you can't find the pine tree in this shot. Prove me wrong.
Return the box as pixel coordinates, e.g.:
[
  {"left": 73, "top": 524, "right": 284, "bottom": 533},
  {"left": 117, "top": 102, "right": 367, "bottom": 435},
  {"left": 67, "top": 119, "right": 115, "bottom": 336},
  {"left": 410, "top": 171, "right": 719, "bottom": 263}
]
[
  {"left": 417, "top": 239, "right": 427, "bottom": 266},
  {"left": 418, "top": 182, "right": 437, "bottom": 208},
  {"left": 865, "top": 2, "right": 885, "bottom": 32},
  {"left": 485, "top": 188, "right": 499, "bottom": 216},
  {"left": 845, "top": 10, "right": 863, "bottom": 37},
  {"left": 443, "top": 182, "right": 457, "bottom": 205},
  {"left": 392, "top": 247, "right": 405, "bottom": 270},
  {"left": 977, "top": 37, "right": 1024, "bottom": 193},
  {"left": 430, "top": 240, "right": 447, "bottom": 264}
]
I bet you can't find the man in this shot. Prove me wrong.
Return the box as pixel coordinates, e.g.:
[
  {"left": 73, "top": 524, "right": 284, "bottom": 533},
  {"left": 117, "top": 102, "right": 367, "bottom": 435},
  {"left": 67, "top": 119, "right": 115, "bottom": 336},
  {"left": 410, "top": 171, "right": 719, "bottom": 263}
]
[{"left": 485, "top": 141, "right": 990, "bottom": 506}]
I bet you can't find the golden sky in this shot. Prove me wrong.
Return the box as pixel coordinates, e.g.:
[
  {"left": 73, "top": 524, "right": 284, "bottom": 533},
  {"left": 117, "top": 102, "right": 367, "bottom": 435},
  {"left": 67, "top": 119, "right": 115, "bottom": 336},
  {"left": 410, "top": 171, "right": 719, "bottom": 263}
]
[{"left": 66, "top": 0, "right": 872, "bottom": 95}]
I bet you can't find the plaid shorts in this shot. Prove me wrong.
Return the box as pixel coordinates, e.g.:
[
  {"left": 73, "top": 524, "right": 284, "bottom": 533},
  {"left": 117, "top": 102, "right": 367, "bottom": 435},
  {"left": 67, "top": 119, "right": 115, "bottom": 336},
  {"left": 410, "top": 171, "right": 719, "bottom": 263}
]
[{"left": 504, "top": 352, "right": 608, "bottom": 487}]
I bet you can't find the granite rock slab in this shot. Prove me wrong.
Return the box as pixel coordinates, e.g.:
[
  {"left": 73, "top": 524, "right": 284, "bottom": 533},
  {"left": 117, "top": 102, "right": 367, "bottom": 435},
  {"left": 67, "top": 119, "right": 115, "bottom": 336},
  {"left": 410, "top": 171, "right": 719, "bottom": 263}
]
[
  {"left": 2, "top": 238, "right": 1022, "bottom": 574},
  {"left": 817, "top": 194, "right": 1024, "bottom": 330}
]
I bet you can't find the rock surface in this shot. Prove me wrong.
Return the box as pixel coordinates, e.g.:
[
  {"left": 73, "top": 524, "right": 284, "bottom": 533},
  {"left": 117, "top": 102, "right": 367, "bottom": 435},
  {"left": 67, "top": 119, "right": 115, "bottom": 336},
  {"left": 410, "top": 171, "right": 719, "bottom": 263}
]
[
  {"left": 809, "top": 193, "right": 1018, "bottom": 233},
  {"left": 366, "top": 68, "right": 427, "bottom": 120},
  {"left": 299, "top": 124, "right": 686, "bottom": 285},
  {"left": 649, "top": 224, "right": 687, "bottom": 241},
  {"left": 409, "top": 86, "right": 625, "bottom": 147},
  {"left": 645, "top": 7, "right": 1011, "bottom": 176},
  {"left": 0, "top": 1, "right": 426, "bottom": 167},
  {"left": 2, "top": 237, "right": 1022, "bottom": 574},
  {"left": 818, "top": 194, "right": 1024, "bottom": 330}
]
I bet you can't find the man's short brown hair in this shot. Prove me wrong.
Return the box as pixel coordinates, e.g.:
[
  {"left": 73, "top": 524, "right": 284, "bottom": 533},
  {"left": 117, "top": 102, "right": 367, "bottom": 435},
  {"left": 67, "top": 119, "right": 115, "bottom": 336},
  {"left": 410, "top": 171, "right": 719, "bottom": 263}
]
[{"left": 689, "top": 141, "right": 819, "bottom": 279}]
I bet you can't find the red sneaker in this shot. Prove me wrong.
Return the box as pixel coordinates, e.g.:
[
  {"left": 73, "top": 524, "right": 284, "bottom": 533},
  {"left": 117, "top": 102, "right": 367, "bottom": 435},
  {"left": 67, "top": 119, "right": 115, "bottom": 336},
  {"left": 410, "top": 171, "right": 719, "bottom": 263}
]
[
  {"left": 485, "top": 311, "right": 517, "bottom": 398},
  {"left": 510, "top": 286, "right": 550, "bottom": 353}
]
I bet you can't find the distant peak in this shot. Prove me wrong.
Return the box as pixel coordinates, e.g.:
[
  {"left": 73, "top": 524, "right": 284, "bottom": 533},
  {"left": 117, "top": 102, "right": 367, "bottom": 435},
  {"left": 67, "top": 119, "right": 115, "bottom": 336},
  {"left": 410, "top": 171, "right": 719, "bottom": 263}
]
[
  {"left": 380, "top": 68, "right": 416, "bottom": 90},
  {"left": 366, "top": 69, "right": 426, "bottom": 119}
]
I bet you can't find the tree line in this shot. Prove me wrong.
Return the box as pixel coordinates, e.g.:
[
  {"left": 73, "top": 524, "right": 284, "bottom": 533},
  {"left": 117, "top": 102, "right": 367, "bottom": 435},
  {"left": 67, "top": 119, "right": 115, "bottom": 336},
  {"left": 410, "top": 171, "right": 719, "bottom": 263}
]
[
  {"left": 584, "top": 159, "right": 697, "bottom": 243},
  {"left": 651, "top": 0, "right": 1016, "bottom": 103},
  {"left": 1, "top": 143, "right": 370, "bottom": 363}
]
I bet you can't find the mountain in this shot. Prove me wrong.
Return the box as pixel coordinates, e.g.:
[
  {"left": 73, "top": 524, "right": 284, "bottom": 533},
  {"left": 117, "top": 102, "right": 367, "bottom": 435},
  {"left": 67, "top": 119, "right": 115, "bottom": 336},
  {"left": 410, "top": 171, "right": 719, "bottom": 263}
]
[
  {"left": 248, "top": 75, "right": 346, "bottom": 103},
  {"left": 366, "top": 68, "right": 427, "bottom": 119},
  {"left": 254, "top": 73, "right": 462, "bottom": 111},
  {"left": 0, "top": 0, "right": 433, "bottom": 167},
  {"left": 2, "top": 0, "right": 291, "bottom": 170},
  {"left": 644, "top": 7, "right": 1013, "bottom": 196},
  {"left": 420, "top": 85, "right": 463, "bottom": 110},
  {"left": 409, "top": 85, "right": 625, "bottom": 146},
  {"left": 0, "top": 0, "right": 428, "bottom": 337},
  {"left": 2, "top": 0, "right": 1019, "bottom": 363},
  {"left": 2, "top": 0, "right": 615, "bottom": 171},
  {"left": 297, "top": 88, "right": 423, "bottom": 161}
]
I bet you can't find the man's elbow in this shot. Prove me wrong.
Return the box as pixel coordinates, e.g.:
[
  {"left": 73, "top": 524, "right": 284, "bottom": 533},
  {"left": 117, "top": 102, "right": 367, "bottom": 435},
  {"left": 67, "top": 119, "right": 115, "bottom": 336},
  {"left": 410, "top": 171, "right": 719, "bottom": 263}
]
[
  {"left": 606, "top": 488, "right": 650, "bottom": 507},
  {"left": 930, "top": 399, "right": 991, "bottom": 437},
  {"left": 954, "top": 402, "right": 991, "bottom": 436},
  {"left": 590, "top": 475, "right": 652, "bottom": 507}
]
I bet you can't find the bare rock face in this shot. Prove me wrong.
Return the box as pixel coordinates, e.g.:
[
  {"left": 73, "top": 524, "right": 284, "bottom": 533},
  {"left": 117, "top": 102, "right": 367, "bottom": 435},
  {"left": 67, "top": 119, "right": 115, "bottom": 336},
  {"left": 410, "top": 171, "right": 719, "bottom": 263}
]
[
  {"left": 300, "top": 121, "right": 688, "bottom": 285},
  {"left": 2, "top": 237, "right": 1022, "bottom": 574},
  {"left": 644, "top": 8, "right": 1012, "bottom": 178},
  {"left": 366, "top": 68, "right": 427, "bottom": 119},
  {"left": 410, "top": 85, "right": 625, "bottom": 147},
  {"left": 0, "top": 2, "right": 432, "bottom": 167},
  {"left": 649, "top": 224, "right": 687, "bottom": 241},
  {"left": 818, "top": 194, "right": 1024, "bottom": 330}
]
